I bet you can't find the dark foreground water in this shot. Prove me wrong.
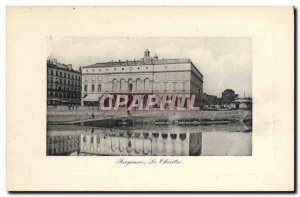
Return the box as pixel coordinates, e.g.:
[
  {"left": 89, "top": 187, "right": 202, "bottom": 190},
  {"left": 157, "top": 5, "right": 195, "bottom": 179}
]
[{"left": 47, "top": 121, "right": 252, "bottom": 156}]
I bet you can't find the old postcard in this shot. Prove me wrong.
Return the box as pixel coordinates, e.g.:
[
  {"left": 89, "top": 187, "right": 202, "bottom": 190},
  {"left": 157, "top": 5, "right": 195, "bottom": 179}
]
[{"left": 7, "top": 7, "right": 294, "bottom": 191}]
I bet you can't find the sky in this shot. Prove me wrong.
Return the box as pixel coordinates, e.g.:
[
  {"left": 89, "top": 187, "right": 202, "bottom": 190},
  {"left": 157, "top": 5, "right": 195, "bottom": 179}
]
[{"left": 48, "top": 37, "right": 252, "bottom": 97}]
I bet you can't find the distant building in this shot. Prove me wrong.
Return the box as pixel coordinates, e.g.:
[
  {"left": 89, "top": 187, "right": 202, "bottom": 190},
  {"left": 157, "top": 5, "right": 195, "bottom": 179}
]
[
  {"left": 47, "top": 58, "right": 82, "bottom": 105},
  {"left": 81, "top": 49, "right": 204, "bottom": 108},
  {"left": 231, "top": 98, "right": 252, "bottom": 110}
]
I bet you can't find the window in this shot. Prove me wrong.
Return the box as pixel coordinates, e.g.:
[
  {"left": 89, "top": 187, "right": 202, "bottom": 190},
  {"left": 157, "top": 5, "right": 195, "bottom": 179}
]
[
  {"left": 98, "top": 76, "right": 102, "bottom": 81},
  {"left": 98, "top": 85, "right": 101, "bottom": 92},
  {"left": 136, "top": 78, "right": 142, "bottom": 91},
  {"left": 56, "top": 71, "right": 58, "bottom": 76},
  {"left": 112, "top": 79, "right": 118, "bottom": 92},
  {"left": 92, "top": 76, "right": 95, "bottom": 81},
  {"left": 60, "top": 72, "right": 62, "bottom": 77},
  {"left": 128, "top": 79, "right": 133, "bottom": 92},
  {"left": 84, "top": 85, "right": 87, "bottom": 92},
  {"left": 129, "top": 84, "right": 133, "bottom": 92},
  {"left": 173, "top": 82, "right": 177, "bottom": 91},
  {"left": 85, "top": 76, "right": 88, "bottom": 81},
  {"left": 180, "top": 82, "right": 185, "bottom": 90},
  {"left": 144, "top": 78, "right": 150, "bottom": 91},
  {"left": 92, "top": 85, "right": 95, "bottom": 92},
  {"left": 68, "top": 74, "right": 70, "bottom": 79},
  {"left": 64, "top": 73, "right": 66, "bottom": 77},
  {"left": 120, "top": 79, "right": 126, "bottom": 91},
  {"left": 164, "top": 82, "right": 168, "bottom": 92},
  {"left": 51, "top": 70, "right": 53, "bottom": 75}
]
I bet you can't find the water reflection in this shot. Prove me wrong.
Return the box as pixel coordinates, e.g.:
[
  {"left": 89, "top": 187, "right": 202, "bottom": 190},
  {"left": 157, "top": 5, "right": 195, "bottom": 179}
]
[
  {"left": 47, "top": 124, "right": 251, "bottom": 156},
  {"left": 47, "top": 134, "right": 80, "bottom": 156},
  {"left": 81, "top": 131, "right": 195, "bottom": 156}
]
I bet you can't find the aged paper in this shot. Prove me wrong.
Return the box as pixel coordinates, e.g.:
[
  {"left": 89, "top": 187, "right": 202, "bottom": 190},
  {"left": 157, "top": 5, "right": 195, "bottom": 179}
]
[{"left": 6, "top": 7, "right": 294, "bottom": 191}]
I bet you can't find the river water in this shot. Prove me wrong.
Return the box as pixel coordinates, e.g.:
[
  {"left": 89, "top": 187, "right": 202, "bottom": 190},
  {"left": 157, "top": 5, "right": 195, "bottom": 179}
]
[{"left": 47, "top": 121, "right": 252, "bottom": 156}]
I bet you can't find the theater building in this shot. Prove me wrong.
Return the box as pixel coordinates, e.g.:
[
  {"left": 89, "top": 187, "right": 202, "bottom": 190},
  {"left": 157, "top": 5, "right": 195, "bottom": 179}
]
[
  {"left": 81, "top": 49, "right": 203, "bottom": 108},
  {"left": 47, "top": 58, "right": 82, "bottom": 106}
]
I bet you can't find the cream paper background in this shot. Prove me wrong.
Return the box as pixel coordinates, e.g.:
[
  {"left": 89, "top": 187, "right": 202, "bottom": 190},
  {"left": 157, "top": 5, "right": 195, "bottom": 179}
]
[{"left": 6, "top": 7, "right": 294, "bottom": 191}]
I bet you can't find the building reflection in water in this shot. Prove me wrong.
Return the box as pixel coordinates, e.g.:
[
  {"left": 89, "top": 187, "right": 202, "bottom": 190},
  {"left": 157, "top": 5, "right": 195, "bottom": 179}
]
[
  {"left": 47, "top": 134, "right": 80, "bottom": 156},
  {"left": 80, "top": 130, "right": 202, "bottom": 156},
  {"left": 46, "top": 128, "right": 202, "bottom": 156}
]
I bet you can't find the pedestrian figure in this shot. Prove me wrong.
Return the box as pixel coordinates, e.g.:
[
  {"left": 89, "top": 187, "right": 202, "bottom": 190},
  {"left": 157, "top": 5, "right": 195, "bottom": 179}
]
[
  {"left": 75, "top": 104, "right": 78, "bottom": 111},
  {"left": 92, "top": 112, "right": 95, "bottom": 119},
  {"left": 68, "top": 104, "right": 70, "bottom": 110}
]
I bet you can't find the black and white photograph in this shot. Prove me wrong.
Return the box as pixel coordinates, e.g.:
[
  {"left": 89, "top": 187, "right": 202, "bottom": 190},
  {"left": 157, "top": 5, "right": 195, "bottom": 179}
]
[
  {"left": 47, "top": 37, "right": 252, "bottom": 156},
  {"left": 6, "top": 6, "right": 294, "bottom": 192}
]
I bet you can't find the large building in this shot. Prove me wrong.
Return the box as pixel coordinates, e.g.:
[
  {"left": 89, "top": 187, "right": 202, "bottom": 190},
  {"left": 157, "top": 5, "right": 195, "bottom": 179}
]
[
  {"left": 47, "top": 58, "right": 82, "bottom": 106},
  {"left": 81, "top": 50, "right": 203, "bottom": 108}
]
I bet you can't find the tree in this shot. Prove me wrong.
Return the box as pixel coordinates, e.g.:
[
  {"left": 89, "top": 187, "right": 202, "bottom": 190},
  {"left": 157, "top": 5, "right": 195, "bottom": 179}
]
[
  {"left": 203, "top": 93, "right": 218, "bottom": 105},
  {"left": 221, "top": 89, "right": 238, "bottom": 104}
]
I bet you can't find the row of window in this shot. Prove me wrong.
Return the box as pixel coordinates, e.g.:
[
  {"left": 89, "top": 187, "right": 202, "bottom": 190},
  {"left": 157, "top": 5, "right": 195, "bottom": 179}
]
[
  {"left": 84, "top": 84, "right": 101, "bottom": 92},
  {"left": 48, "top": 78, "right": 81, "bottom": 87},
  {"left": 154, "top": 82, "right": 189, "bottom": 91},
  {"left": 83, "top": 72, "right": 189, "bottom": 83},
  {"left": 85, "top": 76, "right": 102, "bottom": 82},
  {"left": 155, "top": 72, "right": 189, "bottom": 81},
  {"left": 48, "top": 69, "right": 81, "bottom": 80},
  {"left": 48, "top": 84, "right": 81, "bottom": 92},
  {"left": 48, "top": 91, "right": 81, "bottom": 99},
  {"left": 84, "top": 66, "right": 150, "bottom": 73},
  {"left": 82, "top": 81, "right": 190, "bottom": 93}
]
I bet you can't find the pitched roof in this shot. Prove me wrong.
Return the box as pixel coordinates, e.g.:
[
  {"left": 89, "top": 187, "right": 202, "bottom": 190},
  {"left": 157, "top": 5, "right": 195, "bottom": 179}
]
[{"left": 232, "top": 98, "right": 252, "bottom": 103}]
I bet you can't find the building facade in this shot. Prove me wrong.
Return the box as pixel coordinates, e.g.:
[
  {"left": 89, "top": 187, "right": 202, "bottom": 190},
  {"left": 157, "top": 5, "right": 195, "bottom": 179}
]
[
  {"left": 81, "top": 50, "right": 204, "bottom": 108},
  {"left": 231, "top": 98, "right": 252, "bottom": 110},
  {"left": 47, "top": 58, "right": 82, "bottom": 105}
]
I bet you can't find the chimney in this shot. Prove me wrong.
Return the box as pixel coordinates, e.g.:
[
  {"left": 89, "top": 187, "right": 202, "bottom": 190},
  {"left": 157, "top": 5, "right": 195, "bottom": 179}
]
[
  {"left": 52, "top": 58, "right": 57, "bottom": 65},
  {"left": 67, "top": 64, "right": 72, "bottom": 70},
  {"left": 144, "top": 49, "right": 150, "bottom": 57}
]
